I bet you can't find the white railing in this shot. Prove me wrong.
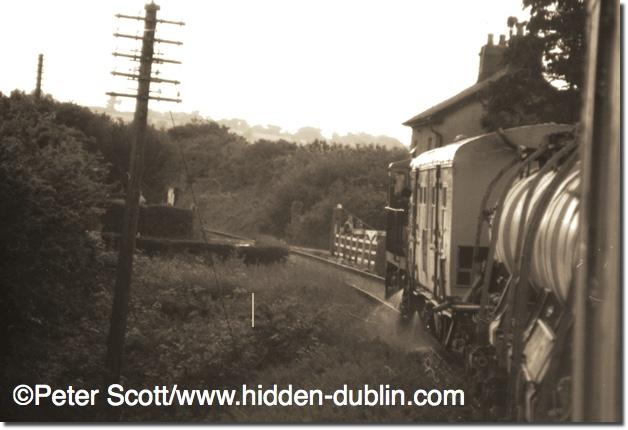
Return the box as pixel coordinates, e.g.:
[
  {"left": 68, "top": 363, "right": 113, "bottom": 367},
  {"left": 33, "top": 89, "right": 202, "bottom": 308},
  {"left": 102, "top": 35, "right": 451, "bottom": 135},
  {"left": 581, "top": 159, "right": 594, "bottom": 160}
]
[{"left": 332, "top": 229, "right": 385, "bottom": 274}]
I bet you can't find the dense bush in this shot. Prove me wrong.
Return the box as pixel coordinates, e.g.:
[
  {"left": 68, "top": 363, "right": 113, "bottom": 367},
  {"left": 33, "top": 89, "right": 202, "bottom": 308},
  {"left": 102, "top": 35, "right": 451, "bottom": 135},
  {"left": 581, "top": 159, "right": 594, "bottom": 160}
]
[
  {"left": 141, "top": 205, "right": 193, "bottom": 238},
  {"left": 102, "top": 233, "right": 288, "bottom": 266},
  {"left": 3, "top": 91, "right": 178, "bottom": 203},
  {"left": 0, "top": 92, "right": 108, "bottom": 307},
  {"left": 0, "top": 92, "right": 109, "bottom": 415},
  {"left": 102, "top": 200, "right": 194, "bottom": 239},
  {"left": 261, "top": 144, "right": 400, "bottom": 247}
]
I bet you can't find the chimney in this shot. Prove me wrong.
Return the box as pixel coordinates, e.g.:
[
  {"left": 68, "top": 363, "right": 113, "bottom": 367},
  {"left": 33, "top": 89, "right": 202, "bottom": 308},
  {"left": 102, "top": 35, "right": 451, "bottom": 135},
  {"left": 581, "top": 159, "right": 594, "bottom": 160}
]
[{"left": 477, "top": 33, "right": 507, "bottom": 82}]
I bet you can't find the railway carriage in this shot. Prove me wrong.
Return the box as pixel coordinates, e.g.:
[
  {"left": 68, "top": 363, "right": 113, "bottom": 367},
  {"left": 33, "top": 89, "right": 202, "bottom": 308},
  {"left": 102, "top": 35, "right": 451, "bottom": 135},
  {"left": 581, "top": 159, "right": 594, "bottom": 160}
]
[
  {"left": 408, "top": 129, "right": 523, "bottom": 297},
  {"left": 388, "top": 124, "right": 573, "bottom": 297}
]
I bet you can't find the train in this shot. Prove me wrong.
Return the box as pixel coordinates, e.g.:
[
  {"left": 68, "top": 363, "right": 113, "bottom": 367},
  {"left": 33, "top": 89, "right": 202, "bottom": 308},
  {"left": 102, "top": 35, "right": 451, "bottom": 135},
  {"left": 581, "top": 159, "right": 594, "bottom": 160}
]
[
  {"left": 384, "top": 123, "right": 581, "bottom": 420},
  {"left": 380, "top": 0, "right": 619, "bottom": 421}
]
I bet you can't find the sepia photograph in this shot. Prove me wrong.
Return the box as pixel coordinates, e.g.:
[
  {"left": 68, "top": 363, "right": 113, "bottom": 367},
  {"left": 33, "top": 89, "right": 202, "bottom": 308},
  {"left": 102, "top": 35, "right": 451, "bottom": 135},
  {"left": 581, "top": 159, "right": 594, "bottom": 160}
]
[{"left": 0, "top": 0, "right": 621, "bottom": 424}]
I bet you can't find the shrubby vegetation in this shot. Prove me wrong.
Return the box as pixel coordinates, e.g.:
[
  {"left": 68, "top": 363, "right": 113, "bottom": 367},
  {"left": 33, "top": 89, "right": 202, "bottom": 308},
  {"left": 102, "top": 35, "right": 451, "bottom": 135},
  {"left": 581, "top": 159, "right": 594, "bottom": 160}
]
[
  {"left": 0, "top": 92, "right": 407, "bottom": 254},
  {"left": 168, "top": 121, "right": 408, "bottom": 248},
  {"left": 0, "top": 91, "right": 176, "bottom": 421},
  {"left": 3, "top": 253, "right": 473, "bottom": 422},
  {"left": 0, "top": 92, "right": 109, "bottom": 390},
  {"left": 0, "top": 88, "right": 403, "bottom": 349},
  {"left": 102, "top": 199, "right": 194, "bottom": 239},
  {"left": 0, "top": 91, "right": 414, "bottom": 422}
]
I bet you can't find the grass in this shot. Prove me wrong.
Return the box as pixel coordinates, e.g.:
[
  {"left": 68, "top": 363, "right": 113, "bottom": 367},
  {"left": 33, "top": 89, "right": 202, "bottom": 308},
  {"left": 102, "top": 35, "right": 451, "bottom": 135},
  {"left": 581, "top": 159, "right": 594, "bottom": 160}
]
[{"left": 3, "top": 250, "right": 476, "bottom": 422}]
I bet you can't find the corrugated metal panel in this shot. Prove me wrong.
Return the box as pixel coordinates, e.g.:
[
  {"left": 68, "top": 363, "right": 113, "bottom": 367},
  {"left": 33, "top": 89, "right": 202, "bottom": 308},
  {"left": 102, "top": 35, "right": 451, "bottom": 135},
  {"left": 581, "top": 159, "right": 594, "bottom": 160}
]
[
  {"left": 495, "top": 164, "right": 581, "bottom": 303},
  {"left": 531, "top": 167, "right": 580, "bottom": 303}
]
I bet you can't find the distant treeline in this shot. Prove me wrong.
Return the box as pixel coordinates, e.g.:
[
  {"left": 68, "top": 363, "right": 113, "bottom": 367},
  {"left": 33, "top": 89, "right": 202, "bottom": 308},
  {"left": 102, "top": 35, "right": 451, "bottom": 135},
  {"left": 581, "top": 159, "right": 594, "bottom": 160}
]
[{"left": 93, "top": 103, "right": 405, "bottom": 150}]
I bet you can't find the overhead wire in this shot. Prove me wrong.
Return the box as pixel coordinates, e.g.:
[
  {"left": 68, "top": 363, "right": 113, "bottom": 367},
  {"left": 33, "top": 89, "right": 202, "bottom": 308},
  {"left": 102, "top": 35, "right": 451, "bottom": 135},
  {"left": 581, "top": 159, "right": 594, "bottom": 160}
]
[{"left": 168, "top": 111, "right": 240, "bottom": 355}]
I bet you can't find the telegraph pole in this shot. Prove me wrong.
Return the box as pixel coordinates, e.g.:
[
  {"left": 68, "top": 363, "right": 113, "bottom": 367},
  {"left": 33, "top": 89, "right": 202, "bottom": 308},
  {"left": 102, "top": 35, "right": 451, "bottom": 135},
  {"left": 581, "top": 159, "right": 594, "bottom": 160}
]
[
  {"left": 104, "top": 1, "right": 183, "bottom": 388},
  {"left": 35, "top": 54, "right": 43, "bottom": 99},
  {"left": 572, "top": 0, "right": 620, "bottom": 422}
]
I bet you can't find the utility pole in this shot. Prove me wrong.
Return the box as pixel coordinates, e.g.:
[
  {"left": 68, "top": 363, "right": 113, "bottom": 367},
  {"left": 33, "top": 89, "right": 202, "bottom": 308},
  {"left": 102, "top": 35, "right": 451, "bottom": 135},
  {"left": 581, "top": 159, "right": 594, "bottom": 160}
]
[
  {"left": 572, "top": 0, "right": 620, "bottom": 422},
  {"left": 35, "top": 54, "right": 43, "bottom": 99},
  {"left": 104, "top": 1, "right": 183, "bottom": 388}
]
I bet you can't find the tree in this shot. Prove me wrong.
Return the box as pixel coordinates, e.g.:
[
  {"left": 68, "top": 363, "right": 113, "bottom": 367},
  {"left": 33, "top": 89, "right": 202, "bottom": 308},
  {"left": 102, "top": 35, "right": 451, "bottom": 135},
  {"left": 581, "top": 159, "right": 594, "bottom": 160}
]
[
  {"left": 0, "top": 91, "right": 109, "bottom": 347},
  {"left": 481, "top": 0, "right": 586, "bottom": 130},
  {"left": 524, "top": 0, "right": 586, "bottom": 90}
]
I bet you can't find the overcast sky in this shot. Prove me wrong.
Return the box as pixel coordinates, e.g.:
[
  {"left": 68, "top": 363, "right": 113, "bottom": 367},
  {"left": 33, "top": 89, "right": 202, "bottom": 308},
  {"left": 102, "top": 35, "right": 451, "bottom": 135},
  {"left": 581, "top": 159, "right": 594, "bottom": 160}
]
[{"left": 2, "top": 1, "right": 529, "bottom": 143}]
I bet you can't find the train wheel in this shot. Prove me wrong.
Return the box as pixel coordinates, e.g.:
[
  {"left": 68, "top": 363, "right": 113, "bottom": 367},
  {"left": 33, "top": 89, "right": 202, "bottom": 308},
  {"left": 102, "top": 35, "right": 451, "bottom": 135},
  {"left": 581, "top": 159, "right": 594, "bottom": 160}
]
[
  {"left": 420, "top": 303, "right": 436, "bottom": 335},
  {"left": 398, "top": 287, "right": 415, "bottom": 325}
]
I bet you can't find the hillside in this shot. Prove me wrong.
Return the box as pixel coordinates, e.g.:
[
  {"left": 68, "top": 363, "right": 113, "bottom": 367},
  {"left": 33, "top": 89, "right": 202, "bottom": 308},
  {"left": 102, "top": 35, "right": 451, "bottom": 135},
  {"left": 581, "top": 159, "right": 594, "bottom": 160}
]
[{"left": 89, "top": 104, "right": 405, "bottom": 150}]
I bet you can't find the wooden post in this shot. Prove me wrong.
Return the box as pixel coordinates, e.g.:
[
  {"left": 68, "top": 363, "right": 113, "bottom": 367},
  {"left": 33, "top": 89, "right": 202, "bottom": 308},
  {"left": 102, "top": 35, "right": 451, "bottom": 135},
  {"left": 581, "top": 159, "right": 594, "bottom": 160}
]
[
  {"left": 572, "top": 0, "right": 620, "bottom": 421},
  {"left": 330, "top": 204, "right": 342, "bottom": 255},
  {"left": 34, "top": 54, "right": 43, "bottom": 99},
  {"left": 360, "top": 235, "right": 367, "bottom": 269},
  {"left": 367, "top": 236, "right": 375, "bottom": 271},
  {"left": 374, "top": 232, "right": 387, "bottom": 277}
]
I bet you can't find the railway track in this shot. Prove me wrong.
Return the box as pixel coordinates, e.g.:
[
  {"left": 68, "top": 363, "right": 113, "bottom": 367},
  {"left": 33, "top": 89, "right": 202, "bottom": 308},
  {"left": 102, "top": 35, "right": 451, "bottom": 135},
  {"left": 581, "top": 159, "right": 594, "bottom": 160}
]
[
  {"left": 203, "top": 228, "right": 474, "bottom": 411},
  {"left": 204, "top": 228, "right": 390, "bottom": 307},
  {"left": 204, "top": 229, "right": 451, "bottom": 352}
]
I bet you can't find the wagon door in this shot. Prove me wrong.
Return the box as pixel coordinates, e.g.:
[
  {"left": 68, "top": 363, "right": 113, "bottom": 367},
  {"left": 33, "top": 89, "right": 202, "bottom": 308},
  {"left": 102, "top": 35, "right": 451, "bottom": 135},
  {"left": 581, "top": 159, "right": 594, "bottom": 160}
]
[
  {"left": 416, "top": 169, "right": 429, "bottom": 288},
  {"left": 426, "top": 167, "right": 439, "bottom": 295},
  {"left": 407, "top": 169, "right": 419, "bottom": 283},
  {"left": 438, "top": 167, "right": 452, "bottom": 296}
]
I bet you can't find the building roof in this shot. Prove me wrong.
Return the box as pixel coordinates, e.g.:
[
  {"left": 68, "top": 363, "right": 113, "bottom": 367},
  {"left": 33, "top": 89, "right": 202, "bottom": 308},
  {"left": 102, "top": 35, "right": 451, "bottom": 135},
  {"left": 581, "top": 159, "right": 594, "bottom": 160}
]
[{"left": 402, "top": 67, "right": 510, "bottom": 127}]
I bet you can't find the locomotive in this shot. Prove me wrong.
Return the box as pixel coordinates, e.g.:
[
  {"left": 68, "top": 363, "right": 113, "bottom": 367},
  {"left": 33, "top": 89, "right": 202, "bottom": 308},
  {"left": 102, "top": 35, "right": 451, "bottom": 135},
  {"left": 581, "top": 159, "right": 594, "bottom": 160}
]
[{"left": 384, "top": 123, "right": 581, "bottom": 420}]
